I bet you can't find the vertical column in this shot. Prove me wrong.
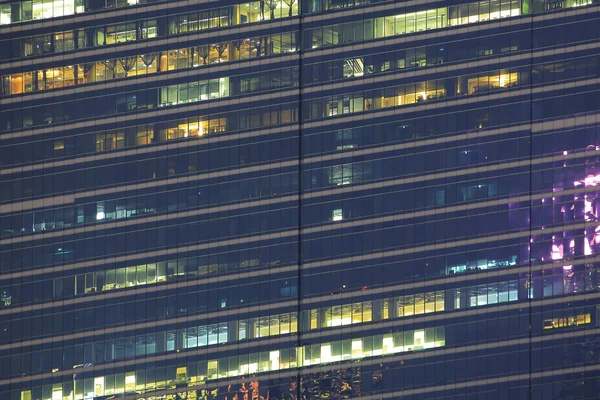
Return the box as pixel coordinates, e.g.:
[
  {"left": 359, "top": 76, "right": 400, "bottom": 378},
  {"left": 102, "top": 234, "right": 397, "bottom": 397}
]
[
  {"left": 445, "top": 289, "right": 455, "bottom": 311},
  {"left": 228, "top": 320, "right": 238, "bottom": 342},
  {"left": 318, "top": 308, "right": 328, "bottom": 329},
  {"left": 387, "top": 298, "right": 398, "bottom": 319},
  {"left": 372, "top": 299, "right": 383, "bottom": 321},
  {"left": 247, "top": 318, "right": 256, "bottom": 339},
  {"left": 300, "top": 310, "right": 311, "bottom": 331}
]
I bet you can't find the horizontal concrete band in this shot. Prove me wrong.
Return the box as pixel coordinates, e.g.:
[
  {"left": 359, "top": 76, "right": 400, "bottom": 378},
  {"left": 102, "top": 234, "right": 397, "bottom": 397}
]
[
  {"left": 1, "top": 248, "right": 598, "bottom": 336},
  {"left": 0, "top": 186, "right": 595, "bottom": 324},
  {"left": 301, "top": 147, "right": 599, "bottom": 200},
  {"left": 0, "top": 125, "right": 296, "bottom": 177},
  {"left": 0, "top": 34, "right": 590, "bottom": 141},
  {"left": 126, "top": 326, "right": 600, "bottom": 398},
  {"left": 302, "top": 40, "right": 600, "bottom": 95},
  {"left": 302, "top": 76, "right": 600, "bottom": 130},
  {"left": 1, "top": 302, "right": 598, "bottom": 388},
  {"left": 0, "top": 87, "right": 300, "bottom": 141},
  {"left": 0, "top": 159, "right": 299, "bottom": 214},
  {"left": 302, "top": 5, "right": 600, "bottom": 62},
  {"left": 1, "top": 35, "right": 594, "bottom": 113},
  {"left": 0, "top": 53, "right": 300, "bottom": 104},
  {"left": 0, "top": 0, "right": 230, "bottom": 34},
  {"left": 344, "top": 362, "right": 600, "bottom": 400},
  {"left": 0, "top": 0, "right": 538, "bottom": 38},
  {"left": 0, "top": 147, "right": 596, "bottom": 252},
  {"left": 0, "top": 0, "right": 573, "bottom": 78},
  {"left": 0, "top": 160, "right": 596, "bottom": 277},
  {"left": 0, "top": 218, "right": 595, "bottom": 321},
  {"left": 134, "top": 354, "right": 600, "bottom": 400},
  {"left": 2, "top": 88, "right": 595, "bottom": 184},
  {"left": 0, "top": 23, "right": 299, "bottom": 76},
  {"left": 301, "top": 220, "right": 595, "bottom": 271},
  {"left": 2, "top": 80, "right": 598, "bottom": 216},
  {"left": 0, "top": 147, "right": 594, "bottom": 249},
  {"left": 2, "top": 0, "right": 596, "bottom": 67},
  {"left": 0, "top": 195, "right": 299, "bottom": 245},
  {"left": 0, "top": 228, "right": 300, "bottom": 280}
]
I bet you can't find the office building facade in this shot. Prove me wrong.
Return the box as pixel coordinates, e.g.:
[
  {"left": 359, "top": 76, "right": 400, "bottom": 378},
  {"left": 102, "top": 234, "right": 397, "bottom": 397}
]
[{"left": 1, "top": 0, "right": 600, "bottom": 397}]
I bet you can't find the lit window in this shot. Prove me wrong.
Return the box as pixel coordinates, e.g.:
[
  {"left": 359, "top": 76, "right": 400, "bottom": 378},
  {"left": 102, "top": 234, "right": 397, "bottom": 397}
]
[
  {"left": 332, "top": 209, "right": 343, "bottom": 221},
  {"left": 53, "top": 139, "right": 65, "bottom": 150}
]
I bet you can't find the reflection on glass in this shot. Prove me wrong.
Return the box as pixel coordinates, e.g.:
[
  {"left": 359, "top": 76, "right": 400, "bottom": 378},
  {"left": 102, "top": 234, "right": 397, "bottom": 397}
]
[
  {"left": 2, "top": 32, "right": 296, "bottom": 96},
  {"left": 18, "top": 327, "right": 445, "bottom": 399}
]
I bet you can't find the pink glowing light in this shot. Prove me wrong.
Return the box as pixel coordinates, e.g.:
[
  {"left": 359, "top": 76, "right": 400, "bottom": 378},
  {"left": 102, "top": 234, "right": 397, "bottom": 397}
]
[
  {"left": 583, "top": 174, "right": 600, "bottom": 187},
  {"left": 585, "top": 198, "right": 593, "bottom": 217},
  {"left": 585, "top": 237, "right": 593, "bottom": 256},
  {"left": 551, "top": 244, "right": 563, "bottom": 260}
]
